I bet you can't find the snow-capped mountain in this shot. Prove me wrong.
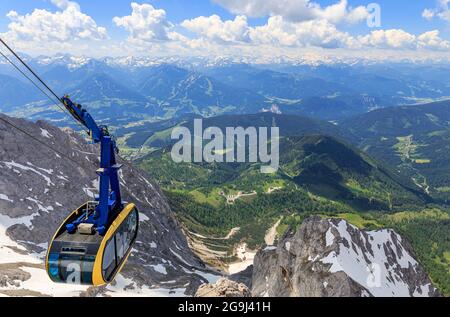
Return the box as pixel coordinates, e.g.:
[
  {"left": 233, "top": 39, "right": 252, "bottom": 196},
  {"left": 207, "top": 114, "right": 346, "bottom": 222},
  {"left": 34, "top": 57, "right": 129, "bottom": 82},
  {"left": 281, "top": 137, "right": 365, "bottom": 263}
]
[
  {"left": 0, "top": 114, "right": 218, "bottom": 297},
  {"left": 35, "top": 54, "right": 93, "bottom": 70},
  {"left": 252, "top": 217, "right": 439, "bottom": 297},
  {"left": 28, "top": 53, "right": 450, "bottom": 70},
  {"left": 2, "top": 53, "right": 450, "bottom": 126}
]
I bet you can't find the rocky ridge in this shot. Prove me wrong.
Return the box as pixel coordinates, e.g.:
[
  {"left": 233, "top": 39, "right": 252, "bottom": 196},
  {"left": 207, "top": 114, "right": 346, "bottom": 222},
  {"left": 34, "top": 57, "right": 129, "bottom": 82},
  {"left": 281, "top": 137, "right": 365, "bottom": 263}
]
[{"left": 251, "top": 217, "right": 439, "bottom": 297}]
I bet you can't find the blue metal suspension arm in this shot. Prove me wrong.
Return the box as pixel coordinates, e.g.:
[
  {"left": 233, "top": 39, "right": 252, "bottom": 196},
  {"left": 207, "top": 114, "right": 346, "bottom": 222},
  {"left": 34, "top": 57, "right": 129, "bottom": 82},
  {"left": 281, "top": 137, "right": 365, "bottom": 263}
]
[
  {"left": 61, "top": 96, "right": 123, "bottom": 236},
  {"left": 0, "top": 37, "right": 123, "bottom": 236},
  {"left": 61, "top": 95, "right": 103, "bottom": 142}
]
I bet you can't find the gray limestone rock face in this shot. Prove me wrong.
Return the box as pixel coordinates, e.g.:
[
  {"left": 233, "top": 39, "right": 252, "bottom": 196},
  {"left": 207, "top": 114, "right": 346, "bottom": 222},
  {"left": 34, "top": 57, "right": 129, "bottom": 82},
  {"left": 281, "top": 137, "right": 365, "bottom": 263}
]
[
  {"left": 252, "top": 216, "right": 440, "bottom": 297},
  {"left": 195, "top": 277, "right": 251, "bottom": 297},
  {"left": 0, "top": 114, "right": 214, "bottom": 296},
  {"left": 229, "top": 265, "right": 253, "bottom": 289}
]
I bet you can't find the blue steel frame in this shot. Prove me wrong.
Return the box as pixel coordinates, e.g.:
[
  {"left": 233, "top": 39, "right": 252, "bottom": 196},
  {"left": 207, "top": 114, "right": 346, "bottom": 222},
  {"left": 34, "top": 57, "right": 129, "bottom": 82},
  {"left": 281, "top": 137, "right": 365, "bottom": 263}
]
[{"left": 61, "top": 96, "right": 123, "bottom": 236}]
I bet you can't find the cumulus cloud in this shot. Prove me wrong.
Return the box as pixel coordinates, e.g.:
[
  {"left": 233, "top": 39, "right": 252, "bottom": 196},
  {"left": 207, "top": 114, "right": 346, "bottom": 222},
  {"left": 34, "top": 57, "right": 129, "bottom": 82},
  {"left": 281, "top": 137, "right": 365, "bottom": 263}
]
[
  {"left": 357, "top": 29, "right": 450, "bottom": 50},
  {"left": 358, "top": 29, "right": 417, "bottom": 49},
  {"left": 113, "top": 2, "right": 183, "bottom": 43},
  {"left": 212, "top": 0, "right": 369, "bottom": 24},
  {"left": 250, "top": 17, "right": 354, "bottom": 48},
  {"left": 4, "top": 0, "right": 107, "bottom": 43},
  {"left": 423, "top": 0, "right": 450, "bottom": 22},
  {"left": 181, "top": 15, "right": 251, "bottom": 43},
  {"left": 181, "top": 13, "right": 450, "bottom": 52},
  {"left": 181, "top": 14, "right": 354, "bottom": 48},
  {"left": 198, "top": 0, "right": 449, "bottom": 52},
  {"left": 417, "top": 30, "right": 450, "bottom": 50},
  {"left": 314, "top": 0, "right": 369, "bottom": 24},
  {"left": 2, "top": 0, "right": 449, "bottom": 58}
]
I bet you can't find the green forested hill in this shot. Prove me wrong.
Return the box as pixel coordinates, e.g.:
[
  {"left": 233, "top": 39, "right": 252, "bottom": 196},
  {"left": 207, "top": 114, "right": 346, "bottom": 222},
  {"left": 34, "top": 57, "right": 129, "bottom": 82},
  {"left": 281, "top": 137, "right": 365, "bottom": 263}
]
[
  {"left": 139, "top": 135, "right": 430, "bottom": 241},
  {"left": 343, "top": 100, "right": 450, "bottom": 202},
  {"left": 279, "top": 135, "right": 429, "bottom": 209},
  {"left": 118, "top": 112, "right": 347, "bottom": 157},
  {"left": 344, "top": 101, "right": 450, "bottom": 137}
]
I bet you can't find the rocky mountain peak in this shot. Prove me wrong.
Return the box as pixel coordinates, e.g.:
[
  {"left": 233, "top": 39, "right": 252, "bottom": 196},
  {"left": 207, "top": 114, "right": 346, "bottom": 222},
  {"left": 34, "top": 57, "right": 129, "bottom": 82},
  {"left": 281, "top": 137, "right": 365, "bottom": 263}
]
[{"left": 252, "top": 216, "right": 440, "bottom": 297}]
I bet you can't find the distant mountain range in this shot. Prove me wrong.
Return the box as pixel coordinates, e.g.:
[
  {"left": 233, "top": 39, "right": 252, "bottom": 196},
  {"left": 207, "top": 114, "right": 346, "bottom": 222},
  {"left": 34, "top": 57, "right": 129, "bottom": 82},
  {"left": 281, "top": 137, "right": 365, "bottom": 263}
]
[
  {"left": 71, "top": 73, "right": 148, "bottom": 103},
  {"left": 137, "top": 64, "right": 267, "bottom": 117},
  {"left": 203, "top": 64, "right": 349, "bottom": 100},
  {"left": 0, "top": 74, "right": 41, "bottom": 111},
  {"left": 2, "top": 55, "right": 450, "bottom": 126}
]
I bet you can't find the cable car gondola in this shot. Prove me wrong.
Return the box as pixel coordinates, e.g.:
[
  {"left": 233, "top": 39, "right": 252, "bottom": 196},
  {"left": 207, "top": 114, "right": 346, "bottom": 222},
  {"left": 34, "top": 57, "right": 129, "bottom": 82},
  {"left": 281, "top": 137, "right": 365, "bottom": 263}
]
[
  {"left": 0, "top": 38, "right": 140, "bottom": 286},
  {"left": 46, "top": 203, "right": 138, "bottom": 285},
  {"left": 42, "top": 96, "right": 140, "bottom": 286}
]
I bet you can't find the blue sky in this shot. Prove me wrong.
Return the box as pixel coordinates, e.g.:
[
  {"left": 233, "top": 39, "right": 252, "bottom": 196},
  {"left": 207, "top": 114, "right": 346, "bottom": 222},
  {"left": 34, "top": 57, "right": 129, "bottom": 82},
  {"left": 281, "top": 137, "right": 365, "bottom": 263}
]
[
  {"left": 0, "top": 0, "right": 449, "bottom": 60},
  {"left": 0, "top": 1, "right": 445, "bottom": 32}
]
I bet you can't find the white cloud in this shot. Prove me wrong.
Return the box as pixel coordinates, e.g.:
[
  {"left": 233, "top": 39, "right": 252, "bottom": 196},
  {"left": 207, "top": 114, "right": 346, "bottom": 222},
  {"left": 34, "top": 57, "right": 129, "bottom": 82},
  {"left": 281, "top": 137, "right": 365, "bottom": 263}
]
[
  {"left": 202, "top": 0, "right": 448, "bottom": 52},
  {"left": 51, "top": 0, "right": 80, "bottom": 10},
  {"left": 4, "top": 0, "right": 107, "bottom": 43},
  {"left": 182, "top": 13, "right": 450, "bottom": 52},
  {"left": 314, "top": 0, "right": 369, "bottom": 24},
  {"left": 213, "top": 0, "right": 369, "bottom": 24},
  {"left": 181, "top": 14, "right": 354, "bottom": 48},
  {"left": 113, "top": 2, "right": 183, "bottom": 44},
  {"left": 422, "top": 9, "right": 435, "bottom": 20},
  {"left": 423, "top": 0, "right": 450, "bottom": 22},
  {"left": 181, "top": 15, "right": 251, "bottom": 43},
  {"left": 1, "top": 0, "right": 449, "bottom": 59},
  {"left": 358, "top": 29, "right": 417, "bottom": 49},
  {"left": 357, "top": 29, "right": 450, "bottom": 50},
  {"left": 249, "top": 17, "right": 354, "bottom": 48},
  {"left": 417, "top": 30, "right": 450, "bottom": 50}
]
